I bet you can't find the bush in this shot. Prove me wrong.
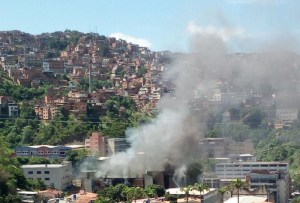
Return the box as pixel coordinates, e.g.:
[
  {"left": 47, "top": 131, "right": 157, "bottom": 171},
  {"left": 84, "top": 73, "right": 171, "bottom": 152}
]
[
  {"left": 165, "top": 193, "right": 177, "bottom": 203},
  {"left": 145, "top": 184, "right": 165, "bottom": 197}
]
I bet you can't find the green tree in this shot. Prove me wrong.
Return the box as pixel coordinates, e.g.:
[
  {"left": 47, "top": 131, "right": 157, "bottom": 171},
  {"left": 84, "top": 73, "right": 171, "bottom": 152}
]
[
  {"left": 180, "top": 185, "right": 192, "bottom": 203},
  {"left": 95, "top": 196, "right": 114, "bottom": 203},
  {"left": 136, "top": 67, "right": 148, "bottom": 77},
  {"left": 28, "top": 178, "right": 47, "bottom": 190},
  {"left": 98, "top": 184, "right": 128, "bottom": 202},
  {"left": 144, "top": 187, "right": 156, "bottom": 198},
  {"left": 145, "top": 184, "right": 165, "bottom": 197},
  {"left": 192, "top": 183, "right": 209, "bottom": 202},
  {"left": 243, "top": 108, "right": 265, "bottom": 128},
  {"left": 66, "top": 149, "right": 89, "bottom": 167},
  {"left": 21, "top": 126, "right": 36, "bottom": 145},
  {"left": 124, "top": 187, "right": 145, "bottom": 203},
  {"left": 185, "top": 161, "right": 203, "bottom": 184},
  {"left": 28, "top": 157, "right": 51, "bottom": 165},
  {"left": 232, "top": 179, "right": 245, "bottom": 203},
  {"left": 19, "top": 104, "right": 37, "bottom": 119},
  {"left": 218, "top": 186, "right": 228, "bottom": 203},
  {"left": 291, "top": 196, "right": 300, "bottom": 203},
  {"left": 99, "top": 115, "right": 129, "bottom": 138}
]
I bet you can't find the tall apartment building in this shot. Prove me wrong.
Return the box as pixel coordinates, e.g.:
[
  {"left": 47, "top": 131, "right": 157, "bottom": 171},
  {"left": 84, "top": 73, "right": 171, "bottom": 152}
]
[
  {"left": 21, "top": 162, "right": 72, "bottom": 190},
  {"left": 85, "top": 132, "right": 130, "bottom": 156},
  {"left": 85, "top": 132, "right": 106, "bottom": 156}
]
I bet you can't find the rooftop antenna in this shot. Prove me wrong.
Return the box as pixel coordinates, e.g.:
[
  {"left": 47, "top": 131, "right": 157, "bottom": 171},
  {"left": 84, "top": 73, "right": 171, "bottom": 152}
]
[{"left": 88, "top": 60, "right": 92, "bottom": 93}]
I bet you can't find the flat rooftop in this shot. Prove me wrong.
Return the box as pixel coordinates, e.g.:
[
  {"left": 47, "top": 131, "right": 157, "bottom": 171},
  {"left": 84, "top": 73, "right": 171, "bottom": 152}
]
[
  {"left": 217, "top": 161, "right": 288, "bottom": 165},
  {"left": 21, "top": 163, "right": 69, "bottom": 169},
  {"left": 166, "top": 188, "right": 216, "bottom": 196}
]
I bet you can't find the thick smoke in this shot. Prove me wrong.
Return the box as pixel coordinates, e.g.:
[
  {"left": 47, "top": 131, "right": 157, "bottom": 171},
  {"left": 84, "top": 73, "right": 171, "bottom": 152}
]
[{"left": 87, "top": 23, "right": 300, "bottom": 180}]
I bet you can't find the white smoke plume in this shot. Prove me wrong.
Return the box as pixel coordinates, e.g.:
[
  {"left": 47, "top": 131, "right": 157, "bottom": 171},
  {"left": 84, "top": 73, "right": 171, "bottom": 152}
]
[{"left": 86, "top": 17, "right": 300, "bottom": 180}]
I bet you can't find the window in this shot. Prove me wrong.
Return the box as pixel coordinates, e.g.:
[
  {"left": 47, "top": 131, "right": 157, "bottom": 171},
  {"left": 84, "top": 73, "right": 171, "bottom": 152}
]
[
  {"left": 28, "top": 171, "right": 33, "bottom": 174},
  {"left": 44, "top": 171, "right": 50, "bottom": 174},
  {"left": 45, "top": 178, "right": 50, "bottom": 181},
  {"left": 37, "top": 171, "right": 41, "bottom": 174}
]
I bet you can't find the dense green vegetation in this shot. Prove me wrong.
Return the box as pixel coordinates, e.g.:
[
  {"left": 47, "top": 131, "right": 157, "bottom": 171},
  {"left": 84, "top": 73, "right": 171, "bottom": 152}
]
[
  {"left": 205, "top": 107, "right": 300, "bottom": 190},
  {"left": 0, "top": 94, "right": 152, "bottom": 147},
  {"left": 0, "top": 136, "right": 48, "bottom": 202},
  {"left": 78, "top": 78, "right": 113, "bottom": 92},
  {"left": 0, "top": 70, "right": 51, "bottom": 102},
  {"left": 0, "top": 67, "right": 152, "bottom": 147},
  {"left": 96, "top": 184, "right": 165, "bottom": 203}
]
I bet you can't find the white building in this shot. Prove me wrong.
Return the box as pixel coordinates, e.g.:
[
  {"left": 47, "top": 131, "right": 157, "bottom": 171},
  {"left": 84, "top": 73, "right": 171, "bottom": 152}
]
[
  {"left": 276, "top": 108, "right": 298, "bottom": 124},
  {"left": 215, "top": 162, "right": 288, "bottom": 179},
  {"left": 42, "top": 61, "right": 50, "bottom": 71},
  {"left": 21, "top": 162, "right": 72, "bottom": 190},
  {"left": 247, "top": 170, "right": 290, "bottom": 203},
  {"left": 216, "top": 162, "right": 289, "bottom": 203}
]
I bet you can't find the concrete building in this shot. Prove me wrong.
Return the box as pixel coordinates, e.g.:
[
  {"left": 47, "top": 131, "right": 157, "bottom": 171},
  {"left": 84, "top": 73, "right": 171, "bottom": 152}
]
[
  {"left": 198, "top": 138, "right": 254, "bottom": 158},
  {"left": 85, "top": 132, "right": 106, "bottom": 156},
  {"left": 15, "top": 145, "right": 83, "bottom": 159},
  {"left": 24, "top": 54, "right": 43, "bottom": 67},
  {"left": 166, "top": 188, "right": 220, "bottom": 203},
  {"left": 247, "top": 170, "right": 290, "bottom": 203},
  {"left": 224, "top": 196, "right": 268, "bottom": 203},
  {"left": 106, "top": 138, "right": 130, "bottom": 156},
  {"left": 215, "top": 162, "right": 288, "bottom": 179},
  {"left": 43, "top": 60, "right": 65, "bottom": 74},
  {"left": 18, "top": 191, "right": 40, "bottom": 203},
  {"left": 215, "top": 162, "right": 289, "bottom": 203},
  {"left": 2, "top": 61, "right": 20, "bottom": 71},
  {"left": 8, "top": 102, "right": 19, "bottom": 117},
  {"left": 21, "top": 162, "right": 72, "bottom": 190},
  {"left": 276, "top": 108, "right": 298, "bottom": 124},
  {"left": 85, "top": 132, "right": 131, "bottom": 156}
]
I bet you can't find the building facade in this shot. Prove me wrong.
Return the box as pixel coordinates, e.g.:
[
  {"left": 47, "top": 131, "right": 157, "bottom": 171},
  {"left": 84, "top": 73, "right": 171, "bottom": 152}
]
[
  {"left": 215, "top": 162, "right": 289, "bottom": 203},
  {"left": 247, "top": 170, "right": 290, "bottom": 203},
  {"left": 215, "top": 162, "right": 288, "bottom": 179},
  {"left": 85, "top": 132, "right": 131, "bottom": 156},
  {"left": 21, "top": 162, "right": 72, "bottom": 190},
  {"left": 15, "top": 145, "right": 83, "bottom": 158}
]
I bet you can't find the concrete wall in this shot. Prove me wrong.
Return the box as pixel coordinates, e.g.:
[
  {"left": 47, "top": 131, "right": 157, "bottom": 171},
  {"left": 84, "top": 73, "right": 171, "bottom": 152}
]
[{"left": 22, "top": 162, "right": 72, "bottom": 190}]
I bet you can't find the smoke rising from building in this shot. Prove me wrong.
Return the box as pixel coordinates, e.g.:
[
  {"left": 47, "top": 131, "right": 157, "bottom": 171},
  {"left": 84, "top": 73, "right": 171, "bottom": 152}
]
[{"left": 83, "top": 22, "right": 300, "bottom": 181}]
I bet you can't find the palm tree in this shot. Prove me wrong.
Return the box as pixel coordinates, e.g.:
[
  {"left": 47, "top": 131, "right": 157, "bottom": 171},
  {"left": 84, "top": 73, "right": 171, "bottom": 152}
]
[
  {"left": 232, "top": 178, "right": 245, "bottom": 203},
  {"left": 218, "top": 186, "right": 228, "bottom": 203},
  {"left": 192, "top": 183, "right": 209, "bottom": 202},
  {"left": 180, "top": 185, "right": 192, "bottom": 202}
]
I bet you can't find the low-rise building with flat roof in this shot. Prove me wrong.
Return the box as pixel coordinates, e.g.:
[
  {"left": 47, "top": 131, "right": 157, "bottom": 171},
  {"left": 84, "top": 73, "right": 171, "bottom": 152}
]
[{"left": 21, "top": 162, "right": 72, "bottom": 190}]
